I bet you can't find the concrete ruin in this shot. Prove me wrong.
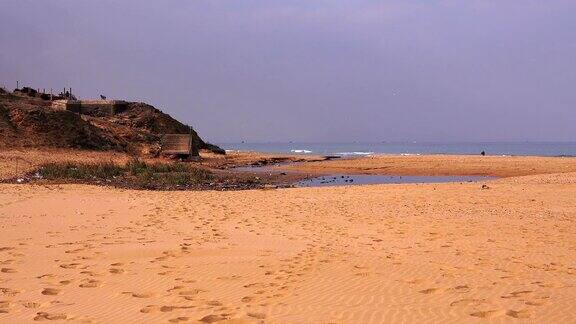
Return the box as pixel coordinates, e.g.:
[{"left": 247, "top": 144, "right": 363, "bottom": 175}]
[
  {"left": 160, "top": 134, "right": 200, "bottom": 159},
  {"left": 52, "top": 99, "right": 128, "bottom": 116}
]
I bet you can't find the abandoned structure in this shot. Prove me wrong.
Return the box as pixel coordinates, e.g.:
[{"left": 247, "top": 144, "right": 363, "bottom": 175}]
[
  {"left": 52, "top": 99, "right": 128, "bottom": 116},
  {"left": 160, "top": 133, "right": 200, "bottom": 159},
  {"left": 51, "top": 97, "right": 200, "bottom": 158},
  {"left": 14, "top": 86, "right": 76, "bottom": 101}
]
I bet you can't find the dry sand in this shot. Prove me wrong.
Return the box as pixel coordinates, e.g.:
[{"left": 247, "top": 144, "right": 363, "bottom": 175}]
[{"left": 1, "top": 156, "right": 576, "bottom": 323}]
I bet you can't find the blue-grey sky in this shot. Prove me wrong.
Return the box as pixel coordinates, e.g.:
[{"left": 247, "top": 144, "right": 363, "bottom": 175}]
[{"left": 1, "top": 1, "right": 575, "bottom": 143}]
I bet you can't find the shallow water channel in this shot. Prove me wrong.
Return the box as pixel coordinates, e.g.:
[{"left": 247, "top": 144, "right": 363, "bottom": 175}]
[
  {"left": 297, "top": 174, "right": 494, "bottom": 187},
  {"left": 234, "top": 165, "right": 494, "bottom": 188}
]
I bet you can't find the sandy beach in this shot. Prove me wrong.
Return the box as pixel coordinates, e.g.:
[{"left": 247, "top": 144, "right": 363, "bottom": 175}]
[
  {"left": 4, "top": 0, "right": 576, "bottom": 321},
  {"left": 1, "top": 155, "right": 576, "bottom": 323}
]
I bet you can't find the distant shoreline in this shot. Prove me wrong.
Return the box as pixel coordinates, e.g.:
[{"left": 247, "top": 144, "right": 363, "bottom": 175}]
[{"left": 218, "top": 142, "right": 576, "bottom": 158}]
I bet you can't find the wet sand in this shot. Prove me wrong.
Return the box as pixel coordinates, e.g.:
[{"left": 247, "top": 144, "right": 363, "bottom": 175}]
[{"left": 1, "top": 156, "right": 576, "bottom": 323}]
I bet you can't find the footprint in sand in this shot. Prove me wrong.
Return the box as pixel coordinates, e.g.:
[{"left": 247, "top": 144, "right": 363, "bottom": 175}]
[
  {"left": 79, "top": 270, "right": 100, "bottom": 277},
  {"left": 141, "top": 304, "right": 194, "bottom": 313},
  {"left": 450, "top": 298, "right": 487, "bottom": 307},
  {"left": 166, "top": 286, "right": 185, "bottom": 293},
  {"left": 174, "top": 278, "right": 196, "bottom": 284},
  {"left": 125, "top": 292, "right": 153, "bottom": 298},
  {"left": 501, "top": 290, "right": 532, "bottom": 299},
  {"left": 178, "top": 289, "right": 203, "bottom": 297},
  {"left": 79, "top": 279, "right": 101, "bottom": 288},
  {"left": 169, "top": 317, "right": 190, "bottom": 323},
  {"left": 163, "top": 306, "right": 194, "bottom": 312},
  {"left": 355, "top": 272, "right": 370, "bottom": 277},
  {"left": 506, "top": 309, "right": 532, "bottom": 318},
  {"left": 140, "top": 305, "right": 161, "bottom": 313},
  {"left": 109, "top": 268, "right": 124, "bottom": 274},
  {"left": 243, "top": 283, "right": 265, "bottom": 289},
  {"left": 64, "top": 248, "right": 85, "bottom": 254},
  {"left": 199, "top": 314, "right": 228, "bottom": 323},
  {"left": 470, "top": 310, "right": 505, "bottom": 319},
  {"left": 247, "top": 312, "right": 266, "bottom": 319},
  {"left": 452, "top": 285, "right": 471, "bottom": 293},
  {"left": 34, "top": 312, "right": 67, "bottom": 321},
  {"left": 0, "top": 301, "right": 11, "bottom": 313},
  {"left": 419, "top": 288, "right": 441, "bottom": 294},
  {"left": 41, "top": 288, "right": 60, "bottom": 296},
  {"left": 37, "top": 274, "right": 55, "bottom": 279},
  {"left": 241, "top": 296, "right": 255, "bottom": 303},
  {"left": 525, "top": 297, "right": 549, "bottom": 306},
  {"left": 0, "top": 287, "right": 20, "bottom": 297},
  {"left": 160, "top": 306, "right": 178, "bottom": 312},
  {"left": 22, "top": 301, "right": 42, "bottom": 309},
  {"left": 59, "top": 263, "right": 80, "bottom": 269},
  {"left": 1, "top": 268, "right": 16, "bottom": 273}
]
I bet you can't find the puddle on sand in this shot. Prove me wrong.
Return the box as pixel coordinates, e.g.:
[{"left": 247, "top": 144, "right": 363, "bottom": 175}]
[
  {"left": 297, "top": 174, "right": 495, "bottom": 187},
  {"left": 232, "top": 165, "right": 495, "bottom": 188}
]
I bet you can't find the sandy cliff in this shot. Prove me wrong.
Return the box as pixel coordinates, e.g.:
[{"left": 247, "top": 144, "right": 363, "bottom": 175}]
[{"left": 0, "top": 90, "right": 223, "bottom": 155}]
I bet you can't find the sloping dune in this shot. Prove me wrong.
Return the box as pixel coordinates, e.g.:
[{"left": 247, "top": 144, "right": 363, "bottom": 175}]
[{"left": 1, "top": 173, "right": 576, "bottom": 323}]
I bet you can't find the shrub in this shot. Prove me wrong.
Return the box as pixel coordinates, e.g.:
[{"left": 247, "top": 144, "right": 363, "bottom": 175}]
[
  {"left": 126, "top": 158, "right": 148, "bottom": 175},
  {"left": 159, "top": 172, "right": 191, "bottom": 186},
  {"left": 38, "top": 159, "right": 212, "bottom": 189},
  {"left": 41, "top": 162, "right": 123, "bottom": 180},
  {"left": 127, "top": 158, "right": 190, "bottom": 175}
]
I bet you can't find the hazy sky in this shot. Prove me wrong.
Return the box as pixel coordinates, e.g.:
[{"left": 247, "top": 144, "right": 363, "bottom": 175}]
[{"left": 1, "top": 1, "right": 575, "bottom": 143}]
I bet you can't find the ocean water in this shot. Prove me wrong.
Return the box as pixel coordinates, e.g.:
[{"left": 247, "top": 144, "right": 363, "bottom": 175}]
[{"left": 218, "top": 142, "right": 576, "bottom": 157}]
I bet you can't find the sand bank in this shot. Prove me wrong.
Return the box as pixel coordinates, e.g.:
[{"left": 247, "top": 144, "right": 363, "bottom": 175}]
[
  {"left": 278, "top": 154, "right": 576, "bottom": 177},
  {"left": 1, "top": 169, "right": 576, "bottom": 322}
]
